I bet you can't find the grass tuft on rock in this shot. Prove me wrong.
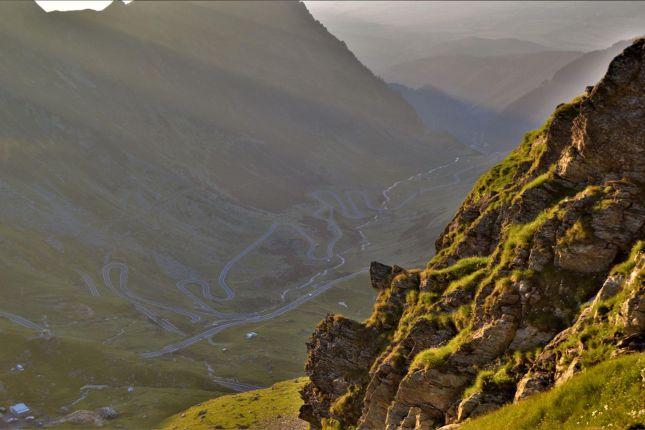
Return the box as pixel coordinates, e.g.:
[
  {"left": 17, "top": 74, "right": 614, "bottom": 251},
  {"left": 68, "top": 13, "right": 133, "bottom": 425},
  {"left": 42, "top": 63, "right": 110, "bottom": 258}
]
[
  {"left": 411, "top": 328, "right": 471, "bottom": 370},
  {"left": 462, "top": 362, "right": 515, "bottom": 398}
]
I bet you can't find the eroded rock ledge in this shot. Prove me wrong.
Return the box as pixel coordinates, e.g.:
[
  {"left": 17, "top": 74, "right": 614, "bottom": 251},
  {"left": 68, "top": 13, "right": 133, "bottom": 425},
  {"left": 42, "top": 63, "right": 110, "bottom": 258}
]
[{"left": 300, "top": 38, "right": 645, "bottom": 430}]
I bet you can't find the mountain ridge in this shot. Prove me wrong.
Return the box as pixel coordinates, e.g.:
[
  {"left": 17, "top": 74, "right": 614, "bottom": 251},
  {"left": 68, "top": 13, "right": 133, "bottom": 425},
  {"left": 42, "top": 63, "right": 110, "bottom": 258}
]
[
  {"left": 0, "top": 2, "right": 469, "bottom": 426},
  {"left": 383, "top": 50, "right": 582, "bottom": 110},
  {"left": 389, "top": 38, "right": 641, "bottom": 154},
  {"left": 503, "top": 39, "right": 634, "bottom": 126}
]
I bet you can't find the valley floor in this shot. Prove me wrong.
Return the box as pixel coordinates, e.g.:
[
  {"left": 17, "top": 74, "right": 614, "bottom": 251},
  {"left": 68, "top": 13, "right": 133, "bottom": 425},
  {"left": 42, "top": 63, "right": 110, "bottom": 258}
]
[{"left": 0, "top": 152, "right": 497, "bottom": 428}]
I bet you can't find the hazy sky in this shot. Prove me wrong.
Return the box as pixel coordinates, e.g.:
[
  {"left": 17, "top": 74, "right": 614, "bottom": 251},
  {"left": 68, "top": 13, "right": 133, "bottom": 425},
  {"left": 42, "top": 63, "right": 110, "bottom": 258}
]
[
  {"left": 35, "top": 0, "right": 125, "bottom": 12},
  {"left": 304, "top": 1, "right": 645, "bottom": 72}
]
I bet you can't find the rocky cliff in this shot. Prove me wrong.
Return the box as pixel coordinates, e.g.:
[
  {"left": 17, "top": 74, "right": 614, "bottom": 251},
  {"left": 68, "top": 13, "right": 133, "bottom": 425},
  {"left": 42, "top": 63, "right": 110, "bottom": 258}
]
[{"left": 300, "top": 38, "right": 645, "bottom": 430}]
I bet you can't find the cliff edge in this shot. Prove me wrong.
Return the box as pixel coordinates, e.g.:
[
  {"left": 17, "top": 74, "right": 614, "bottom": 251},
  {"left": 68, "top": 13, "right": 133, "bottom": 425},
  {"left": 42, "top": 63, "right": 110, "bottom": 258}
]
[{"left": 300, "top": 38, "right": 645, "bottom": 430}]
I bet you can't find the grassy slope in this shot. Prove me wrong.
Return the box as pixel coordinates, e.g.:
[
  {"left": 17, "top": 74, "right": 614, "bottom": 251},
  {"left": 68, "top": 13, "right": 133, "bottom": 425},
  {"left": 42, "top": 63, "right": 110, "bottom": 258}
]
[
  {"left": 461, "top": 353, "right": 645, "bottom": 430},
  {"left": 0, "top": 271, "right": 376, "bottom": 428},
  {"left": 0, "top": 2, "right": 474, "bottom": 426},
  {"left": 160, "top": 378, "right": 307, "bottom": 430}
]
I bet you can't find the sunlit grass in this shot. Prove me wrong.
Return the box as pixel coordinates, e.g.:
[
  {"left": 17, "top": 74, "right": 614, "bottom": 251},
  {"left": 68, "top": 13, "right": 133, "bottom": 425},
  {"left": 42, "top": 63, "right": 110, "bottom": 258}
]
[
  {"left": 160, "top": 378, "right": 307, "bottom": 430},
  {"left": 460, "top": 353, "right": 645, "bottom": 430}
]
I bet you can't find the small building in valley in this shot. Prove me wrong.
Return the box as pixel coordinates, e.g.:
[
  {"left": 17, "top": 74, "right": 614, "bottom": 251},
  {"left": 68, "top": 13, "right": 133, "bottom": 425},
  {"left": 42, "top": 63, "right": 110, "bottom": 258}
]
[{"left": 9, "top": 403, "right": 30, "bottom": 417}]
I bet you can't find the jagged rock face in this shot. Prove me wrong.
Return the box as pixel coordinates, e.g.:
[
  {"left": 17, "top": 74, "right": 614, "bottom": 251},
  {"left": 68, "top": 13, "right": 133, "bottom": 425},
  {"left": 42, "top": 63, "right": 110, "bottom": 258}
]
[
  {"left": 385, "top": 366, "right": 471, "bottom": 429},
  {"left": 299, "top": 263, "right": 417, "bottom": 428},
  {"left": 358, "top": 316, "right": 456, "bottom": 430},
  {"left": 371, "top": 262, "right": 396, "bottom": 290},
  {"left": 456, "top": 390, "right": 511, "bottom": 422},
  {"left": 557, "top": 40, "right": 645, "bottom": 184},
  {"left": 301, "top": 39, "right": 644, "bottom": 430},
  {"left": 516, "top": 252, "right": 644, "bottom": 401},
  {"left": 300, "top": 314, "right": 384, "bottom": 428},
  {"left": 552, "top": 181, "right": 644, "bottom": 272}
]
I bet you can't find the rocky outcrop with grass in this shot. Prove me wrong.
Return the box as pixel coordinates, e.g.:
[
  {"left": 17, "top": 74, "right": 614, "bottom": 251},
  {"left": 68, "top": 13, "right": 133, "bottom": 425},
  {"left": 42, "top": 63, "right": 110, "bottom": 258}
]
[{"left": 300, "top": 38, "right": 645, "bottom": 430}]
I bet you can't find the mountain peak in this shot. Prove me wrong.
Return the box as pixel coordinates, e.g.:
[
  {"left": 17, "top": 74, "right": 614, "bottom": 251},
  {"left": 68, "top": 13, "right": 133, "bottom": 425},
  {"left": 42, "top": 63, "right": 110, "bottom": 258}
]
[{"left": 557, "top": 37, "right": 644, "bottom": 184}]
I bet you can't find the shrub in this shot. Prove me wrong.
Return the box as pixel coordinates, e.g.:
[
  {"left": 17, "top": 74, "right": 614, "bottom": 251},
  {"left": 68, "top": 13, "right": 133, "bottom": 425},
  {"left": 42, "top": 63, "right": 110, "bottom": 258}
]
[
  {"left": 611, "top": 240, "right": 644, "bottom": 276},
  {"left": 411, "top": 328, "right": 471, "bottom": 370}
]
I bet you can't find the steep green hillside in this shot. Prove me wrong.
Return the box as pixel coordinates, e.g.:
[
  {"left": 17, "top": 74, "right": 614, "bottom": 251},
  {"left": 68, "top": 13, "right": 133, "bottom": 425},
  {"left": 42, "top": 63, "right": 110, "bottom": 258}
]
[{"left": 0, "top": 1, "right": 472, "bottom": 427}]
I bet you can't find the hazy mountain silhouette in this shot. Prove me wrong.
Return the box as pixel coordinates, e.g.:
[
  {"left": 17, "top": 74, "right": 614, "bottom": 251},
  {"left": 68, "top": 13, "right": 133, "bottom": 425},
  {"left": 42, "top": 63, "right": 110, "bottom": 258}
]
[
  {"left": 384, "top": 51, "right": 582, "bottom": 110},
  {"left": 503, "top": 39, "right": 634, "bottom": 124},
  {"left": 390, "top": 39, "right": 639, "bottom": 153},
  {"left": 392, "top": 83, "right": 535, "bottom": 154},
  {"left": 412, "top": 37, "right": 552, "bottom": 58},
  {"left": 306, "top": 1, "right": 645, "bottom": 73}
]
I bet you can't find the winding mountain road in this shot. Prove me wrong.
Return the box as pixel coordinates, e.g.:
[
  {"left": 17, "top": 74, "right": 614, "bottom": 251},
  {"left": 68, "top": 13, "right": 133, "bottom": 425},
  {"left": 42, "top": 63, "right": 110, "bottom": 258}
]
[
  {"left": 77, "top": 156, "right": 472, "bottom": 364},
  {"left": 140, "top": 269, "right": 366, "bottom": 358},
  {"left": 76, "top": 270, "right": 100, "bottom": 297},
  {"left": 102, "top": 262, "right": 200, "bottom": 327},
  {"left": 140, "top": 157, "right": 465, "bottom": 358},
  {"left": 0, "top": 311, "right": 45, "bottom": 331},
  {"left": 210, "top": 376, "right": 264, "bottom": 392}
]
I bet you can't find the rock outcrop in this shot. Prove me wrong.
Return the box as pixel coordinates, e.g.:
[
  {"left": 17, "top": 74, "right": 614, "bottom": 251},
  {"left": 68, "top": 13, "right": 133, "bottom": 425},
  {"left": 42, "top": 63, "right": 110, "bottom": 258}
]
[
  {"left": 300, "top": 38, "right": 644, "bottom": 430},
  {"left": 300, "top": 314, "right": 384, "bottom": 427}
]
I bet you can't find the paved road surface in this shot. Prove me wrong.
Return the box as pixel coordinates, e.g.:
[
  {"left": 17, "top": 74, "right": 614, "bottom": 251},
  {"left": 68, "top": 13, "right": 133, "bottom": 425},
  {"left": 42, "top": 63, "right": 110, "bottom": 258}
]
[
  {"left": 102, "top": 261, "right": 200, "bottom": 327},
  {"left": 76, "top": 270, "right": 100, "bottom": 297},
  {"left": 210, "top": 376, "right": 264, "bottom": 392},
  {"left": 0, "top": 311, "right": 45, "bottom": 331}
]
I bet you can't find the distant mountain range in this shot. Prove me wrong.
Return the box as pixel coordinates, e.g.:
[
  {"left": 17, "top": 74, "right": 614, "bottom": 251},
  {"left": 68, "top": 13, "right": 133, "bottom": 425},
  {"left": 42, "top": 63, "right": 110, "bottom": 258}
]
[
  {"left": 306, "top": 1, "right": 645, "bottom": 73},
  {"left": 390, "top": 83, "right": 502, "bottom": 152},
  {"left": 390, "top": 39, "right": 637, "bottom": 153},
  {"left": 383, "top": 50, "right": 582, "bottom": 110},
  {"left": 417, "top": 36, "right": 552, "bottom": 58},
  {"left": 503, "top": 39, "right": 634, "bottom": 125}
]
